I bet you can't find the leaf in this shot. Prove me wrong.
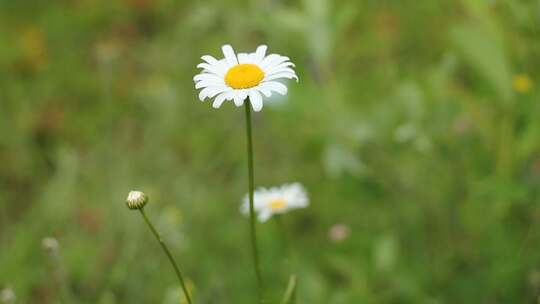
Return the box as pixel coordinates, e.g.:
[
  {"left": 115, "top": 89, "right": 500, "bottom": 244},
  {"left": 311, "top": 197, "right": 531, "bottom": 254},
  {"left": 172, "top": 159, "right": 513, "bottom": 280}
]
[
  {"left": 450, "top": 23, "right": 513, "bottom": 103},
  {"left": 280, "top": 275, "right": 298, "bottom": 304}
]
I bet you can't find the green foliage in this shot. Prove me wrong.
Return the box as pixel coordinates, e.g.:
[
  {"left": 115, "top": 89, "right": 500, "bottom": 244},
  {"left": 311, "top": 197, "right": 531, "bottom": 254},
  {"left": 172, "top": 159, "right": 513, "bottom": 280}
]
[{"left": 1, "top": 0, "right": 540, "bottom": 303}]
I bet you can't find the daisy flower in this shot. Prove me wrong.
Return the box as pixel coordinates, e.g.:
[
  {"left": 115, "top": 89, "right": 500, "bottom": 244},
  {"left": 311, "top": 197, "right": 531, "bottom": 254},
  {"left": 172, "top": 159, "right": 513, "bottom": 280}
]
[
  {"left": 194, "top": 44, "right": 298, "bottom": 111},
  {"left": 241, "top": 183, "right": 308, "bottom": 222}
]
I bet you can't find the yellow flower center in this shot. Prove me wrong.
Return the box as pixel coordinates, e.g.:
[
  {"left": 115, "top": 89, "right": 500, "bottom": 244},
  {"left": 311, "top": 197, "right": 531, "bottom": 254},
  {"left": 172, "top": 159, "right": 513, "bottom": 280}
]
[
  {"left": 268, "top": 198, "right": 287, "bottom": 211},
  {"left": 513, "top": 74, "right": 533, "bottom": 93},
  {"left": 225, "top": 64, "right": 265, "bottom": 89}
]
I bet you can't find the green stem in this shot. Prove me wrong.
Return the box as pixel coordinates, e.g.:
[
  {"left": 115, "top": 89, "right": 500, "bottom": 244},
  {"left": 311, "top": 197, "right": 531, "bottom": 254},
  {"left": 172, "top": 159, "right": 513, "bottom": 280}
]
[
  {"left": 280, "top": 275, "right": 297, "bottom": 304},
  {"left": 139, "top": 209, "right": 192, "bottom": 304},
  {"left": 244, "top": 100, "right": 264, "bottom": 303},
  {"left": 49, "top": 250, "right": 75, "bottom": 304}
]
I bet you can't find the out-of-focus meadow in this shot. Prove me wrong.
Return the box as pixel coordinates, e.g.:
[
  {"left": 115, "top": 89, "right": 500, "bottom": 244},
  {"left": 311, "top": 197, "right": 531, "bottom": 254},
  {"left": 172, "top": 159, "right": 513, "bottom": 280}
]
[{"left": 1, "top": 0, "right": 540, "bottom": 303}]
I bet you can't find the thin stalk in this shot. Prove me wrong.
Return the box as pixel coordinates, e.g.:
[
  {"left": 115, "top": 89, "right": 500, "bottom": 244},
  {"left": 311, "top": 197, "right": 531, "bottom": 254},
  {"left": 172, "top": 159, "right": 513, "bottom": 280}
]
[
  {"left": 280, "top": 275, "right": 297, "bottom": 304},
  {"left": 244, "top": 100, "right": 264, "bottom": 303},
  {"left": 139, "top": 209, "right": 192, "bottom": 304},
  {"left": 48, "top": 249, "right": 75, "bottom": 304}
]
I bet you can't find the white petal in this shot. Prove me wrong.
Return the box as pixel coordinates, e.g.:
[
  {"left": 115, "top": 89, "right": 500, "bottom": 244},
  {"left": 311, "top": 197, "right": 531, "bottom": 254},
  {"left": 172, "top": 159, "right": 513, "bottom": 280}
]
[
  {"left": 241, "top": 89, "right": 249, "bottom": 99},
  {"left": 201, "top": 55, "right": 219, "bottom": 65},
  {"left": 196, "top": 62, "right": 212, "bottom": 70},
  {"left": 248, "top": 89, "right": 263, "bottom": 112},
  {"left": 263, "top": 62, "right": 295, "bottom": 74},
  {"left": 259, "top": 81, "right": 288, "bottom": 95},
  {"left": 214, "top": 59, "right": 231, "bottom": 76},
  {"left": 233, "top": 90, "right": 246, "bottom": 106},
  {"left": 265, "top": 67, "right": 296, "bottom": 77},
  {"left": 259, "top": 54, "right": 281, "bottom": 69},
  {"left": 195, "top": 79, "right": 226, "bottom": 89},
  {"left": 256, "top": 87, "right": 272, "bottom": 97},
  {"left": 260, "top": 55, "right": 290, "bottom": 70},
  {"left": 212, "top": 91, "right": 232, "bottom": 108},
  {"left": 222, "top": 44, "right": 238, "bottom": 67},
  {"left": 253, "top": 45, "right": 268, "bottom": 63},
  {"left": 258, "top": 209, "right": 273, "bottom": 222},
  {"left": 196, "top": 63, "right": 225, "bottom": 76},
  {"left": 193, "top": 73, "right": 222, "bottom": 82},
  {"left": 237, "top": 53, "right": 251, "bottom": 64},
  {"left": 248, "top": 53, "right": 258, "bottom": 63},
  {"left": 198, "top": 86, "right": 227, "bottom": 101},
  {"left": 264, "top": 72, "right": 298, "bottom": 82},
  {"left": 232, "top": 90, "right": 247, "bottom": 106},
  {"left": 240, "top": 203, "right": 248, "bottom": 214}
]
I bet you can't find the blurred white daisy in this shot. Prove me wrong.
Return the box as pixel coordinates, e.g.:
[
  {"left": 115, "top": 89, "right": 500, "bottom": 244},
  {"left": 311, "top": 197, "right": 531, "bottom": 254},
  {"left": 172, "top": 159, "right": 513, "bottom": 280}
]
[
  {"left": 0, "top": 287, "right": 16, "bottom": 304},
  {"left": 241, "top": 183, "right": 308, "bottom": 222},
  {"left": 194, "top": 44, "right": 298, "bottom": 111}
]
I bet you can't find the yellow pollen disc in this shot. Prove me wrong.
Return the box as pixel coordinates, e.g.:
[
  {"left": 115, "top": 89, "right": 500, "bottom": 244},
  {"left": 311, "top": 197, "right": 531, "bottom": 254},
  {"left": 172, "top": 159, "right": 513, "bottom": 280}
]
[
  {"left": 225, "top": 64, "right": 265, "bottom": 89},
  {"left": 268, "top": 198, "right": 287, "bottom": 211}
]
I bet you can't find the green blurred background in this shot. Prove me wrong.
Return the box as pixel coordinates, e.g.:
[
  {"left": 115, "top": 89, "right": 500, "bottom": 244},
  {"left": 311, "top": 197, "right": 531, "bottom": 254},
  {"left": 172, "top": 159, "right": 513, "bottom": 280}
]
[{"left": 1, "top": 0, "right": 540, "bottom": 303}]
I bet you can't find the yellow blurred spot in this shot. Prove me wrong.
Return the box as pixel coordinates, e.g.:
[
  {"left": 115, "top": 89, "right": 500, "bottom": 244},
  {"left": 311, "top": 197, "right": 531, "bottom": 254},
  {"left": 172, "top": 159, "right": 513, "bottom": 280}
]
[
  {"left": 19, "top": 26, "right": 47, "bottom": 70},
  {"left": 513, "top": 74, "right": 533, "bottom": 93},
  {"left": 179, "top": 279, "right": 195, "bottom": 304},
  {"left": 268, "top": 198, "right": 286, "bottom": 211}
]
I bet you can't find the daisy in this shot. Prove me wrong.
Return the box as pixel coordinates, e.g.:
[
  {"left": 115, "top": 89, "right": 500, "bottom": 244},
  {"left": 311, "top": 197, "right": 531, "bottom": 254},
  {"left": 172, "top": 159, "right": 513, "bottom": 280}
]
[
  {"left": 194, "top": 44, "right": 298, "bottom": 111},
  {"left": 241, "top": 183, "right": 309, "bottom": 222}
]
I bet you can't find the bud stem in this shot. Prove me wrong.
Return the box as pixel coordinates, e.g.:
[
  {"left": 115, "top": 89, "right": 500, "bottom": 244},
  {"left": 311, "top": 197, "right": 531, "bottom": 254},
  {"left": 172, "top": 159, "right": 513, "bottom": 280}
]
[{"left": 139, "top": 209, "right": 192, "bottom": 304}]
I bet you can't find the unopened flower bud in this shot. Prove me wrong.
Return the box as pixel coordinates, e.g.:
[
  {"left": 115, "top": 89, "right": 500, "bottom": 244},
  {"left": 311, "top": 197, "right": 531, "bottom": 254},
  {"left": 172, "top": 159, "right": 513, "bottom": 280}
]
[
  {"left": 41, "top": 237, "right": 59, "bottom": 255},
  {"left": 0, "top": 287, "right": 16, "bottom": 304},
  {"left": 126, "top": 191, "right": 148, "bottom": 210},
  {"left": 329, "top": 224, "right": 350, "bottom": 242}
]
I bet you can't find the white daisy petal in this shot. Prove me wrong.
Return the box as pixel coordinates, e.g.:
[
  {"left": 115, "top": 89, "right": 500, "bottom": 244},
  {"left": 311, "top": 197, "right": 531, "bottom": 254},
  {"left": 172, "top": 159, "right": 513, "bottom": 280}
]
[
  {"left": 264, "top": 72, "right": 298, "bottom": 82},
  {"left": 259, "top": 81, "right": 288, "bottom": 95},
  {"left": 265, "top": 67, "right": 297, "bottom": 77},
  {"left": 212, "top": 91, "right": 233, "bottom": 108},
  {"left": 253, "top": 45, "right": 268, "bottom": 63},
  {"left": 196, "top": 62, "right": 212, "bottom": 70},
  {"left": 198, "top": 86, "right": 228, "bottom": 101},
  {"left": 201, "top": 55, "right": 219, "bottom": 65},
  {"left": 222, "top": 44, "right": 238, "bottom": 67},
  {"left": 261, "top": 55, "right": 290, "bottom": 70},
  {"left": 263, "top": 62, "right": 295, "bottom": 75},
  {"left": 237, "top": 53, "right": 251, "bottom": 64},
  {"left": 193, "top": 73, "right": 222, "bottom": 82},
  {"left": 258, "top": 210, "right": 273, "bottom": 222},
  {"left": 195, "top": 79, "right": 226, "bottom": 89},
  {"left": 248, "top": 89, "right": 263, "bottom": 112},
  {"left": 256, "top": 87, "right": 272, "bottom": 98},
  {"left": 248, "top": 53, "right": 258, "bottom": 63},
  {"left": 233, "top": 90, "right": 246, "bottom": 106},
  {"left": 232, "top": 90, "right": 248, "bottom": 106},
  {"left": 240, "top": 203, "right": 249, "bottom": 214},
  {"left": 196, "top": 63, "right": 224, "bottom": 76},
  {"left": 259, "top": 54, "right": 282, "bottom": 70}
]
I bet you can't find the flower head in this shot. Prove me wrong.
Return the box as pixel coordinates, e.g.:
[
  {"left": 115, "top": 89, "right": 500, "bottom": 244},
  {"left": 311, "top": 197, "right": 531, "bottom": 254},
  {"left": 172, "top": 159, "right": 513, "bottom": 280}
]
[
  {"left": 328, "top": 224, "right": 350, "bottom": 242},
  {"left": 126, "top": 190, "right": 148, "bottom": 210},
  {"left": 0, "top": 287, "right": 16, "bottom": 304},
  {"left": 194, "top": 44, "right": 298, "bottom": 112},
  {"left": 241, "top": 183, "right": 308, "bottom": 222},
  {"left": 41, "top": 237, "right": 59, "bottom": 255}
]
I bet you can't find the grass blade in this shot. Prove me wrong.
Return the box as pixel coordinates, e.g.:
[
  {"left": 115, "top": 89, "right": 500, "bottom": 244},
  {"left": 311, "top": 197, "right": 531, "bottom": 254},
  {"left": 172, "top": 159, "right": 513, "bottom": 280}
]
[{"left": 280, "top": 275, "right": 297, "bottom": 304}]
